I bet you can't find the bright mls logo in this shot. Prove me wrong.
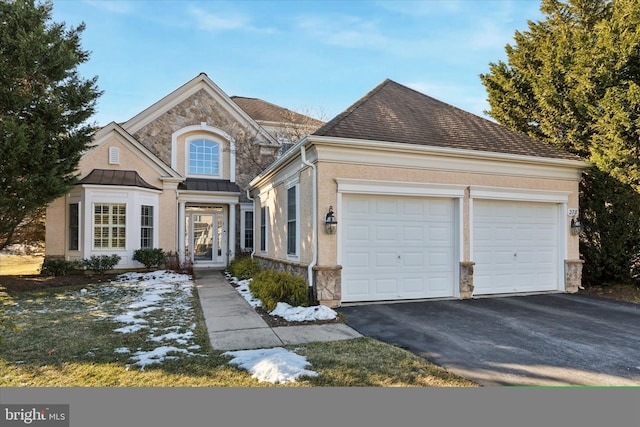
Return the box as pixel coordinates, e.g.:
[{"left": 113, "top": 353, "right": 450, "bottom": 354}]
[{"left": 1, "top": 405, "right": 69, "bottom": 426}]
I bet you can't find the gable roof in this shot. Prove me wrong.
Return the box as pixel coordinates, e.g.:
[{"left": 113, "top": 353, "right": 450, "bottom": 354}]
[
  {"left": 314, "top": 79, "right": 582, "bottom": 161},
  {"left": 121, "top": 73, "right": 277, "bottom": 145},
  {"left": 231, "top": 96, "right": 324, "bottom": 127},
  {"left": 92, "top": 122, "right": 182, "bottom": 180}
]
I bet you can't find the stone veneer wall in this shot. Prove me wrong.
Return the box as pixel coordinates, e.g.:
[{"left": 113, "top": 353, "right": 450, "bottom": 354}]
[
  {"left": 565, "top": 259, "right": 584, "bottom": 293},
  {"left": 313, "top": 265, "right": 342, "bottom": 308},
  {"left": 253, "top": 255, "right": 342, "bottom": 308},
  {"left": 459, "top": 261, "right": 475, "bottom": 299},
  {"left": 131, "top": 88, "right": 278, "bottom": 192}
]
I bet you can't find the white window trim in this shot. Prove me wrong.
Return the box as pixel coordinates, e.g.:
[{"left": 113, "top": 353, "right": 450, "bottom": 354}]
[
  {"left": 68, "top": 201, "right": 82, "bottom": 253},
  {"left": 240, "top": 203, "right": 254, "bottom": 251},
  {"left": 286, "top": 180, "right": 300, "bottom": 260},
  {"left": 171, "top": 123, "right": 236, "bottom": 182},
  {"left": 185, "top": 136, "right": 222, "bottom": 179},
  {"left": 92, "top": 202, "right": 127, "bottom": 250},
  {"left": 260, "top": 205, "right": 269, "bottom": 255}
]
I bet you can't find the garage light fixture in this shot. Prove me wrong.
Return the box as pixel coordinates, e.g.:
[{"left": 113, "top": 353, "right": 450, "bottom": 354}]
[
  {"left": 325, "top": 206, "right": 337, "bottom": 235},
  {"left": 570, "top": 217, "right": 583, "bottom": 236}
]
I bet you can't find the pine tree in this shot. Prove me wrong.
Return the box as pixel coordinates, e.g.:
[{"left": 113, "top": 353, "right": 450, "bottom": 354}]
[
  {"left": 480, "top": 0, "right": 640, "bottom": 285},
  {"left": 0, "top": 0, "right": 102, "bottom": 250}
]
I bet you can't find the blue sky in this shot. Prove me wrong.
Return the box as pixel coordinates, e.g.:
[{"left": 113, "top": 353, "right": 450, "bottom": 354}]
[{"left": 51, "top": 0, "right": 544, "bottom": 126}]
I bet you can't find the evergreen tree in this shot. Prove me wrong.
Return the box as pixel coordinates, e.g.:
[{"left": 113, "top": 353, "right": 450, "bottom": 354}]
[
  {"left": 0, "top": 0, "right": 101, "bottom": 250},
  {"left": 480, "top": 0, "right": 640, "bottom": 285}
]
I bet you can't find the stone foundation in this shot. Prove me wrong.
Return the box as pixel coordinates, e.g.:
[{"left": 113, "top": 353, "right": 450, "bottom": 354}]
[
  {"left": 565, "top": 259, "right": 584, "bottom": 293},
  {"left": 459, "top": 261, "right": 475, "bottom": 299},
  {"left": 313, "top": 265, "right": 342, "bottom": 308},
  {"left": 253, "top": 256, "right": 343, "bottom": 308}
]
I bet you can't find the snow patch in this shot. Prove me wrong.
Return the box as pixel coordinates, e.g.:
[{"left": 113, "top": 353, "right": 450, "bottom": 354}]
[{"left": 223, "top": 347, "right": 319, "bottom": 384}]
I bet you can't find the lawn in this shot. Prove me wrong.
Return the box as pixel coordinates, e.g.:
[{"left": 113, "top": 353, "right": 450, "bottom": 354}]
[
  {"left": 0, "top": 254, "right": 43, "bottom": 275},
  {"left": 0, "top": 269, "right": 477, "bottom": 387}
]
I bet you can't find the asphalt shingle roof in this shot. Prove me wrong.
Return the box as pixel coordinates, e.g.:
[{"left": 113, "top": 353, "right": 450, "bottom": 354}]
[
  {"left": 231, "top": 96, "right": 324, "bottom": 127},
  {"left": 314, "top": 79, "right": 582, "bottom": 161},
  {"left": 77, "top": 169, "right": 161, "bottom": 190}
]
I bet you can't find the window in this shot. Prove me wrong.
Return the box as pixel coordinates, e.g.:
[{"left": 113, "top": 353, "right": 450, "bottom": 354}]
[
  {"left": 244, "top": 210, "right": 254, "bottom": 250},
  {"left": 260, "top": 206, "right": 267, "bottom": 252},
  {"left": 140, "top": 205, "right": 154, "bottom": 248},
  {"left": 94, "top": 203, "right": 126, "bottom": 249},
  {"left": 287, "top": 186, "right": 297, "bottom": 255},
  {"left": 188, "top": 139, "right": 219, "bottom": 176},
  {"left": 69, "top": 203, "right": 79, "bottom": 251}
]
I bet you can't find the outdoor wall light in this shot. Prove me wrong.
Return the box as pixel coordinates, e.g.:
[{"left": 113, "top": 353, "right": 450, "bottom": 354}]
[
  {"left": 325, "top": 206, "right": 337, "bottom": 235},
  {"left": 570, "top": 217, "right": 583, "bottom": 236}
]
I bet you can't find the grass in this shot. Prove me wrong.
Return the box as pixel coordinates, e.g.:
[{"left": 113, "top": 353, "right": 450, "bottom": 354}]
[
  {"left": 0, "top": 273, "right": 477, "bottom": 387},
  {"left": 0, "top": 254, "right": 43, "bottom": 275}
]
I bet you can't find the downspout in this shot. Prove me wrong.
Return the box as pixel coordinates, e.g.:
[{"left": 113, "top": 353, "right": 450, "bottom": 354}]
[
  {"left": 246, "top": 189, "right": 256, "bottom": 259},
  {"left": 300, "top": 144, "right": 318, "bottom": 304}
]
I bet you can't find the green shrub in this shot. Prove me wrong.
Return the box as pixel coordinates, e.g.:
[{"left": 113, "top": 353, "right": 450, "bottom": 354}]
[
  {"left": 81, "top": 254, "right": 121, "bottom": 275},
  {"left": 40, "top": 257, "right": 78, "bottom": 276},
  {"left": 133, "top": 248, "right": 166, "bottom": 271},
  {"left": 227, "top": 256, "right": 260, "bottom": 280},
  {"left": 249, "top": 270, "right": 309, "bottom": 312}
]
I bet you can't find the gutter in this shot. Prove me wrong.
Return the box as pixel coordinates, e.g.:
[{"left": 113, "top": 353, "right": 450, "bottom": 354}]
[{"left": 300, "top": 144, "right": 318, "bottom": 304}]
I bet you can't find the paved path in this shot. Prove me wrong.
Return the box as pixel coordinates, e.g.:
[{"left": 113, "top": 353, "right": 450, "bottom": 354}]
[{"left": 193, "top": 269, "right": 361, "bottom": 351}]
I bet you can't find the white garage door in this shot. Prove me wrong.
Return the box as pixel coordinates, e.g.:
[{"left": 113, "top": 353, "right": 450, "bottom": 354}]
[
  {"left": 473, "top": 200, "right": 560, "bottom": 295},
  {"left": 341, "top": 194, "right": 456, "bottom": 302}
]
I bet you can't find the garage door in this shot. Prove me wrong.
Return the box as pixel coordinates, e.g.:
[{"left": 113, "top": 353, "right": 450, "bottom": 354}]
[
  {"left": 341, "top": 194, "right": 456, "bottom": 302},
  {"left": 473, "top": 200, "right": 560, "bottom": 295}
]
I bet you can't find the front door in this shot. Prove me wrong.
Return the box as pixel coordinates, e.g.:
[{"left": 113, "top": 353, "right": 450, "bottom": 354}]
[{"left": 186, "top": 206, "right": 227, "bottom": 267}]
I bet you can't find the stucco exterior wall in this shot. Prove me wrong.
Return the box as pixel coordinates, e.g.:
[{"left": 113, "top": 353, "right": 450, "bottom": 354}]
[
  {"left": 81, "top": 136, "right": 165, "bottom": 189},
  {"left": 250, "top": 140, "right": 586, "bottom": 307},
  {"left": 316, "top": 159, "right": 582, "bottom": 266},
  {"left": 44, "top": 196, "right": 66, "bottom": 257}
]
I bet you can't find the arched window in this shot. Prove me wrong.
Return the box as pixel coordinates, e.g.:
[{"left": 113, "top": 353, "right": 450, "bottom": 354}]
[{"left": 188, "top": 139, "right": 220, "bottom": 176}]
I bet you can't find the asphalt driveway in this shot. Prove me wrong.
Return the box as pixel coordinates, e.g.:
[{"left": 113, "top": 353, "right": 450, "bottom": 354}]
[{"left": 336, "top": 293, "right": 640, "bottom": 386}]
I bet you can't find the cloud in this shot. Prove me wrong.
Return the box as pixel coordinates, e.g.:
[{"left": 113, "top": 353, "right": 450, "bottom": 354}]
[
  {"left": 296, "top": 14, "right": 391, "bottom": 50},
  {"left": 375, "top": 0, "right": 464, "bottom": 16},
  {"left": 187, "top": 7, "right": 276, "bottom": 34},
  {"left": 84, "top": 0, "right": 136, "bottom": 15}
]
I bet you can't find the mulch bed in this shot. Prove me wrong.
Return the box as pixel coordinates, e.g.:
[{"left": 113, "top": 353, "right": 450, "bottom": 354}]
[{"left": 0, "top": 274, "right": 120, "bottom": 292}]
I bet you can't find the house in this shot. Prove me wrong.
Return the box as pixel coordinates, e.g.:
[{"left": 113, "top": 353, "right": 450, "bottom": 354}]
[
  {"left": 248, "top": 79, "right": 590, "bottom": 307},
  {"left": 44, "top": 73, "right": 323, "bottom": 270}
]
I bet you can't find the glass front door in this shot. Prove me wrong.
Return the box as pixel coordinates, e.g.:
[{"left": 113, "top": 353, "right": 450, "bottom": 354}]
[{"left": 186, "top": 206, "right": 226, "bottom": 266}]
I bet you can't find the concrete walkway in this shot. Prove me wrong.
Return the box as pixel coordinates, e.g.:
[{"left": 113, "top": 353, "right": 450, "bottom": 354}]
[{"left": 193, "top": 268, "right": 362, "bottom": 351}]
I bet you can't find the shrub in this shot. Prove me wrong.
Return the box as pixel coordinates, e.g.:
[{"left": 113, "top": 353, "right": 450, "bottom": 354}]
[
  {"left": 249, "top": 270, "right": 309, "bottom": 312},
  {"left": 81, "top": 254, "right": 121, "bottom": 275},
  {"left": 227, "top": 256, "right": 260, "bottom": 280},
  {"left": 40, "top": 257, "right": 78, "bottom": 276},
  {"left": 165, "top": 251, "right": 193, "bottom": 276},
  {"left": 133, "top": 248, "right": 166, "bottom": 271}
]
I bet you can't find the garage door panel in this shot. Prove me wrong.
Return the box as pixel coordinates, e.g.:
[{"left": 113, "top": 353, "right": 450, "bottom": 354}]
[
  {"left": 375, "top": 278, "right": 397, "bottom": 294},
  {"left": 344, "top": 251, "right": 369, "bottom": 268},
  {"left": 345, "top": 224, "right": 369, "bottom": 241},
  {"left": 375, "top": 225, "right": 397, "bottom": 241},
  {"left": 342, "top": 194, "right": 456, "bottom": 302},
  {"left": 402, "top": 226, "right": 425, "bottom": 241},
  {"left": 375, "top": 252, "right": 397, "bottom": 269},
  {"left": 473, "top": 200, "right": 559, "bottom": 295}
]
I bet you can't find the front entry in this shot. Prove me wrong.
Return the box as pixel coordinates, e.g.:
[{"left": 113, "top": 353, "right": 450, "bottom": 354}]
[{"left": 186, "top": 206, "right": 227, "bottom": 267}]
